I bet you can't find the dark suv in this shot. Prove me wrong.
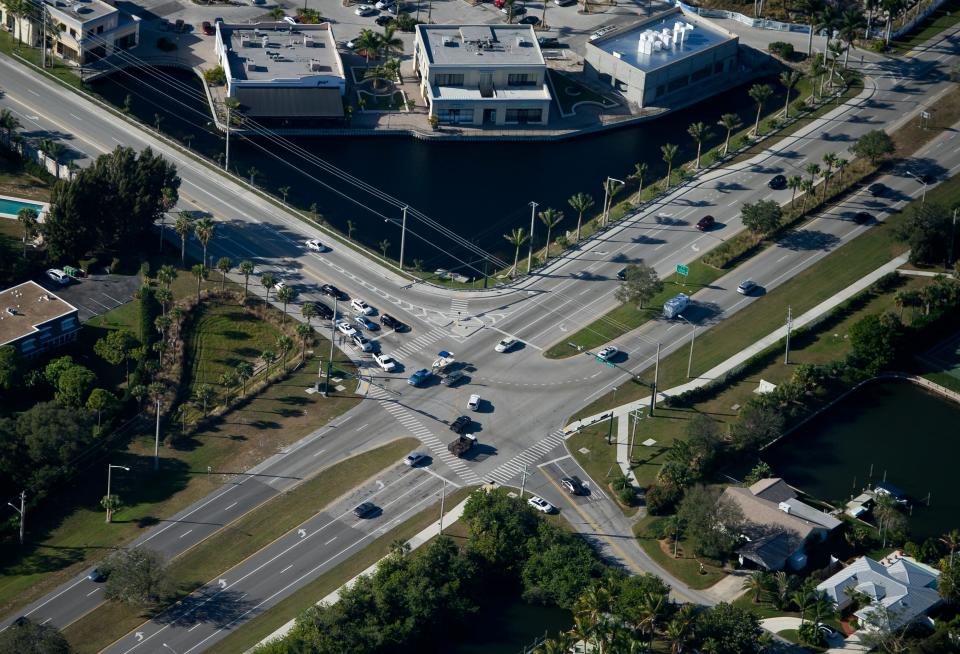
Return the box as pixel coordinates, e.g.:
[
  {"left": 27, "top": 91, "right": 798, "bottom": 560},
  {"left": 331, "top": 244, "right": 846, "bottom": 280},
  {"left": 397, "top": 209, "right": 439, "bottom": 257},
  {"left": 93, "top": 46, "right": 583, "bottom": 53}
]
[
  {"left": 381, "top": 313, "right": 404, "bottom": 331},
  {"left": 353, "top": 502, "right": 377, "bottom": 518},
  {"left": 320, "top": 284, "right": 347, "bottom": 300},
  {"left": 312, "top": 302, "right": 334, "bottom": 320},
  {"left": 450, "top": 415, "right": 471, "bottom": 434},
  {"left": 768, "top": 174, "right": 788, "bottom": 190}
]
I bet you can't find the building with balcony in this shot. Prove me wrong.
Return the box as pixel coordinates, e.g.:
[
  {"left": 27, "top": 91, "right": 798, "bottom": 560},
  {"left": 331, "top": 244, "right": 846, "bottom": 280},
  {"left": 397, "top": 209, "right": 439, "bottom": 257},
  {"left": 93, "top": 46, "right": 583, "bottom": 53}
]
[
  {"left": 413, "top": 24, "right": 551, "bottom": 126},
  {"left": 584, "top": 8, "right": 738, "bottom": 109},
  {"left": 0, "top": 281, "right": 81, "bottom": 359},
  {"left": 215, "top": 22, "right": 346, "bottom": 120},
  {"left": 1, "top": 0, "right": 139, "bottom": 64}
]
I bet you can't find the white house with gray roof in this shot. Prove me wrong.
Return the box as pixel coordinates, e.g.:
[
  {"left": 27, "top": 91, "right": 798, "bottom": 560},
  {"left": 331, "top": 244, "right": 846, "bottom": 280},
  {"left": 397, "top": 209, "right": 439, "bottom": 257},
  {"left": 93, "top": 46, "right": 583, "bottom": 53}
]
[
  {"left": 817, "top": 553, "right": 941, "bottom": 631},
  {"left": 413, "top": 24, "right": 551, "bottom": 126}
]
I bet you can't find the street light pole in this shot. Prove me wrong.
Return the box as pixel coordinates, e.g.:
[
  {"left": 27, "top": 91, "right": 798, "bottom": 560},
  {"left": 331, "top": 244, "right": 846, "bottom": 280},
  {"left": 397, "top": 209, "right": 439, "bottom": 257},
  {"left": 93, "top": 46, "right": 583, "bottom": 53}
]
[
  {"left": 784, "top": 305, "right": 793, "bottom": 365},
  {"left": 607, "top": 386, "right": 619, "bottom": 444},
  {"left": 438, "top": 477, "right": 446, "bottom": 534},
  {"left": 323, "top": 297, "right": 338, "bottom": 397},
  {"left": 7, "top": 490, "right": 25, "bottom": 545},
  {"left": 687, "top": 324, "right": 696, "bottom": 378},
  {"left": 105, "top": 464, "right": 130, "bottom": 523},
  {"left": 602, "top": 177, "right": 624, "bottom": 227},
  {"left": 649, "top": 342, "right": 661, "bottom": 417},
  {"left": 399, "top": 206, "right": 408, "bottom": 272},
  {"left": 527, "top": 201, "right": 538, "bottom": 273},
  {"left": 519, "top": 464, "right": 528, "bottom": 497},
  {"left": 154, "top": 397, "right": 161, "bottom": 471}
]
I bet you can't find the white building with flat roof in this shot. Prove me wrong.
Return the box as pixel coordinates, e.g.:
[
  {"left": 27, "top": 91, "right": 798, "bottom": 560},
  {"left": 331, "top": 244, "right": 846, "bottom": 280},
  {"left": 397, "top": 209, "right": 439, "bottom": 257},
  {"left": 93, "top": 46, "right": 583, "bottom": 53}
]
[
  {"left": 1, "top": 0, "right": 139, "bottom": 64},
  {"left": 584, "top": 8, "right": 738, "bottom": 109},
  {"left": 215, "top": 22, "right": 346, "bottom": 119},
  {"left": 0, "top": 281, "right": 81, "bottom": 358},
  {"left": 413, "top": 24, "right": 551, "bottom": 126}
]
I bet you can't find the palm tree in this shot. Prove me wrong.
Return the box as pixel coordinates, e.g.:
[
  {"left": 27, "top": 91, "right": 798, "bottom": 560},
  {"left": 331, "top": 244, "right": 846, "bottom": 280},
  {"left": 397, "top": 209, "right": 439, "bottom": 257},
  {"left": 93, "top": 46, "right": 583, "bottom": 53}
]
[
  {"left": 296, "top": 323, "right": 313, "bottom": 362},
  {"left": 629, "top": 162, "right": 649, "bottom": 204},
  {"left": 193, "top": 383, "right": 216, "bottom": 417},
  {"left": 194, "top": 217, "right": 215, "bottom": 267},
  {"left": 792, "top": 587, "right": 815, "bottom": 621},
  {"left": 661, "top": 143, "right": 678, "bottom": 190},
  {"left": 276, "top": 285, "right": 297, "bottom": 321},
  {"left": 773, "top": 571, "right": 796, "bottom": 610},
  {"left": 822, "top": 152, "right": 837, "bottom": 199},
  {"left": 801, "top": 179, "right": 814, "bottom": 210},
  {"left": 806, "top": 162, "right": 821, "bottom": 202},
  {"left": 261, "top": 272, "right": 276, "bottom": 300},
  {"left": 278, "top": 186, "right": 290, "bottom": 203},
  {"left": 838, "top": 9, "right": 866, "bottom": 67},
  {"left": 780, "top": 70, "right": 802, "bottom": 118},
  {"left": 301, "top": 302, "right": 318, "bottom": 326},
  {"left": 538, "top": 208, "right": 563, "bottom": 259},
  {"left": 665, "top": 617, "right": 690, "bottom": 653},
  {"left": 380, "top": 24, "right": 404, "bottom": 64},
  {"left": 788, "top": 175, "right": 803, "bottom": 207},
  {"left": 191, "top": 264, "right": 207, "bottom": 301},
  {"left": 568, "top": 192, "right": 595, "bottom": 243},
  {"left": 815, "top": 3, "right": 840, "bottom": 53},
  {"left": 0, "top": 108, "right": 21, "bottom": 146},
  {"left": 743, "top": 571, "right": 770, "bottom": 603},
  {"left": 827, "top": 40, "right": 846, "bottom": 89},
  {"left": 239, "top": 260, "right": 254, "bottom": 298},
  {"left": 248, "top": 166, "right": 259, "bottom": 185},
  {"left": 216, "top": 257, "right": 232, "bottom": 291},
  {"left": 174, "top": 211, "right": 193, "bottom": 265},
  {"left": 687, "top": 121, "right": 710, "bottom": 170},
  {"left": 718, "top": 113, "right": 742, "bottom": 156},
  {"left": 355, "top": 29, "right": 380, "bottom": 63},
  {"left": 379, "top": 239, "right": 391, "bottom": 258},
  {"left": 941, "top": 529, "right": 960, "bottom": 565},
  {"left": 504, "top": 228, "right": 529, "bottom": 277},
  {"left": 236, "top": 361, "right": 254, "bottom": 396},
  {"left": 835, "top": 157, "right": 848, "bottom": 186},
  {"left": 748, "top": 83, "right": 773, "bottom": 137},
  {"left": 276, "top": 335, "right": 294, "bottom": 371},
  {"left": 346, "top": 219, "right": 356, "bottom": 240},
  {"left": 810, "top": 54, "right": 827, "bottom": 101},
  {"left": 881, "top": 0, "right": 905, "bottom": 44},
  {"left": 16, "top": 207, "right": 38, "bottom": 257}
]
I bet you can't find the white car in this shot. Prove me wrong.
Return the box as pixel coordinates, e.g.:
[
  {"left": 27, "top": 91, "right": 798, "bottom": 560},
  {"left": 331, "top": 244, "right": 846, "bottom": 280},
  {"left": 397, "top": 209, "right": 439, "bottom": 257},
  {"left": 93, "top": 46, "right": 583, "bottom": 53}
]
[
  {"left": 352, "top": 334, "right": 373, "bottom": 352},
  {"left": 273, "top": 279, "right": 287, "bottom": 292},
  {"left": 375, "top": 0, "right": 395, "bottom": 8},
  {"left": 403, "top": 451, "right": 427, "bottom": 467},
  {"left": 354, "top": 4, "right": 376, "bottom": 15},
  {"left": 597, "top": 345, "right": 618, "bottom": 361},
  {"left": 345, "top": 38, "right": 357, "bottom": 49},
  {"left": 336, "top": 320, "right": 357, "bottom": 337},
  {"left": 373, "top": 352, "right": 397, "bottom": 372},
  {"left": 351, "top": 298, "right": 375, "bottom": 315},
  {"left": 527, "top": 496, "right": 555, "bottom": 514},
  {"left": 355, "top": 315, "right": 379, "bottom": 331},
  {"left": 45, "top": 269, "right": 70, "bottom": 284},
  {"left": 495, "top": 337, "right": 518, "bottom": 353},
  {"left": 305, "top": 239, "right": 324, "bottom": 252}
]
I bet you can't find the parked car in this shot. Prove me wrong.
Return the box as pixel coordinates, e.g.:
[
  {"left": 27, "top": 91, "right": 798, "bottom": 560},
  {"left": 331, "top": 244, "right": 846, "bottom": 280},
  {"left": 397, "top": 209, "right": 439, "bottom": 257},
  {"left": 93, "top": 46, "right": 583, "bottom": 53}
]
[
  {"left": 345, "top": 38, "right": 357, "bottom": 49},
  {"left": 373, "top": 352, "right": 397, "bottom": 372},
  {"left": 375, "top": 15, "right": 393, "bottom": 25},
  {"left": 853, "top": 211, "right": 872, "bottom": 224},
  {"left": 282, "top": 15, "right": 299, "bottom": 24},
  {"left": 375, "top": 0, "right": 395, "bottom": 8},
  {"left": 407, "top": 368, "right": 431, "bottom": 386},
  {"left": 561, "top": 476, "right": 584, "bottom": 495},
  {"left": 442, "top": 370, "right": 465, "bottom": 387},
  {"left": 45, "top": 269, "right": 70, "bottom": 284},
  {"left": 468, "top": 394, "right": 481, "bottom": 411},
  {"left": 403, "top": 451, "right": 427, "bottom": 467},
  {"left": 519, "top": 15, "right": 539, "bottom": 24},
  {"left": 868, "top": 182, "right": 887, "bottom": 197},
  {"left": 768, "top": 174, "right": 788, "bottom": 190},
  {"left": 353, "top": 502, "right": 377, "bottom": 518},
  {"left": 493, "top": 0, "right": 506, "bottom": 6},
  {"left": 313, "top": 302, "right": 334, "bottom": 320},
  {"left": 527, "top": 496, "right": 555, "bottom": 514},
  {"left": 336, "top": 320, "right": 357, "bottom": 337},
  {"left": 201, "top": 20, "right": 214, "bottom": 35},
  {"left": 449, "top": 415, "right": 471, "bottom": 434},
  {"left": 355, "top": 315, "right": 379, "bottom": 331},
  {"left": 696, "top": 215, "right": 716, "bottom": 231},
  {"left": 354, "top": 5, "right": 377, "bottom": 16},
  {"left": 351, "top": 298, "right": 375, "bottom": 315},
  {"left": 305, "top": 238, "right": 324, "bottom": 252},
  {"left": 554, "top": 0, "right": 576, "bottom": 5},
  {"left": 597, "top": 345, "right": 618, "bottom": 361},
  {"left": 495, "top": 337, "right": 518, "bottom": 353},
  {"left": 320, "top": 284, "right": 347, "bottom": 300},
  {"left": 737, "top": 279, "right": 758, "bottom": 295},
  {"left": 500, "top": 4, "right": 526, "bottom": 14},
  {"left": 538, "top": 36, "right": 560, "bottom": 47},
  {"left": 352, "top": 334, "right": 372, "bottom": 352},
  {"left": 381, "top": 313, "right": 404, "bottom": 330}
]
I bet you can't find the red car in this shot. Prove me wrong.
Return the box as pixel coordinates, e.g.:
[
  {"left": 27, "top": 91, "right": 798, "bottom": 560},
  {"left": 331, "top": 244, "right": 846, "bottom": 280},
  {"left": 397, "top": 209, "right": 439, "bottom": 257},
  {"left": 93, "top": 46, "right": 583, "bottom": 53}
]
[
  {"left": 696, "top": 215, "right": 716, "bottom": 231},
  {"left": 201, "top": 21, "right": 214, "bottom": 35},
  {"left": 494, "top": 0, "right": 507, "bottom": 6}
]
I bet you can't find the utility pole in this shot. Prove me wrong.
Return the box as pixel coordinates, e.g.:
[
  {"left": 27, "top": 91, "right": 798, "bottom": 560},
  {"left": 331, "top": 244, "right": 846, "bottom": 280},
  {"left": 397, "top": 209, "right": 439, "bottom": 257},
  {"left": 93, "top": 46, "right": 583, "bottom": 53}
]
[
  {"left": 687, "top": 324, "right": 696, "bottom": 378},
  {"left": 105, "top": 464, "right": 129, "bottom": 523},
  {"left": 323, "top": 297, "right": 338, "bottom": 396},
  {"left": 519, "top": 464, "right": 529, "bottom": 497},
  {"left": 784, "top": 305, "right": 793, "bottom": 364},
  {"left": 949, "top": 207, "right": 957, "bottom": 266},
  {"left": 629, "top": 409, "right": 641, "bottom": 464},
  {"left": 154, "top": 396, "right": 161, "bottom": 470},
  {"left": 399, "top": 206, "right": 408, "bottom": 271},
  {"left": 527, "top": 201, "right": 538, "bottom": 273},
  {"left": 649, "top": 343, "right": 661, "bottom": 416},
  {"left": 438, "top": 477, "right": 446, "bottom": 534},
  {"left": 7, "top": 490, "right": 25, "bottom": 545},
  {"left": 41, "top": 4, "right": 46, "bottom": 69},
  {"left": 224, "top": 103, "right": 232, "bottom": 172}
]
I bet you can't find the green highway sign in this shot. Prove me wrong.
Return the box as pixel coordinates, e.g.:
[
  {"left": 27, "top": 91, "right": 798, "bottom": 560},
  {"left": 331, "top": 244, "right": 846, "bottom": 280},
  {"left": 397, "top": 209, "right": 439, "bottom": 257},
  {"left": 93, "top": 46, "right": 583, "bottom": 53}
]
[
  {"left": 594, "top": 356, "right": 615, "bottom": 367},
  {"left": 676, "top": 264, "right": 689, "bottom": 276}
]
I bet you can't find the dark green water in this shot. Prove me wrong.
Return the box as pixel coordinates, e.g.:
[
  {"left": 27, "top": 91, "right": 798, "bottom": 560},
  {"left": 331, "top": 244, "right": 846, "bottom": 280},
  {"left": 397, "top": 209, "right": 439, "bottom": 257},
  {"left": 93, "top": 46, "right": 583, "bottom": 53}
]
[
  {"left": 89, "top": 66, "right": 789, "bottom": 273},
  {"left": 763, "top": 380, "right": 960, "bottom": 541},
  {"left": 451, "top": 599, "right": 572, "bottom": 654}
]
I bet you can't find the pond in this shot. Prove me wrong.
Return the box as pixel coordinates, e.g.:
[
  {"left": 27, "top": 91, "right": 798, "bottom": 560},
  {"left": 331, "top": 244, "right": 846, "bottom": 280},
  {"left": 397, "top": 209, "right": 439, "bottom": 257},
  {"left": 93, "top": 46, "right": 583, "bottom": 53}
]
[
  {"left": 763, "top": 380, "right": 960, "bottom": 542},
  {"left": 89, "top": 66, "right": 788, "bottom": 272},
  {"left": 449, "top": 597, "right": 573, "bottom": 654}
]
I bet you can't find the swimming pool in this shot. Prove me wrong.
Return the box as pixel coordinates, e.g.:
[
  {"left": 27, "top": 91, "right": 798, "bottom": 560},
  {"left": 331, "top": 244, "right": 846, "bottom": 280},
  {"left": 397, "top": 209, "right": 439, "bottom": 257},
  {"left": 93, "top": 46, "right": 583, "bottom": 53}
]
[{"left": 0, "top": 195, "right": 47, "bottom": 218}]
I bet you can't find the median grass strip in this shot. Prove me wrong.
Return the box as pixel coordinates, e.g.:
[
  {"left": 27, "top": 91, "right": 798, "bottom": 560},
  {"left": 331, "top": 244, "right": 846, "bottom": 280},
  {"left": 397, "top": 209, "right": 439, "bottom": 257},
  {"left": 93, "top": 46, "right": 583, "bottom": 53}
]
[
  {"left": 890, "top": 0, "right": 960, "bottom": 55},
  {"left": 205, "top": 485, "right": 477, "bottom": 654},
  {"left": 62, "top": 438, "right": 418, "bottom": 654}
]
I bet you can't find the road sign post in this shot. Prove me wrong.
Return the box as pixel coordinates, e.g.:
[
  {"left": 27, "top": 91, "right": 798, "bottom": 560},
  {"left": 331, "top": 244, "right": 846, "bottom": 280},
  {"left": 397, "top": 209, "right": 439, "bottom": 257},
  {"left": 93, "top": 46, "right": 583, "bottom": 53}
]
[{"left": 676, "top": 264, "right": 689, "bottom": 287}]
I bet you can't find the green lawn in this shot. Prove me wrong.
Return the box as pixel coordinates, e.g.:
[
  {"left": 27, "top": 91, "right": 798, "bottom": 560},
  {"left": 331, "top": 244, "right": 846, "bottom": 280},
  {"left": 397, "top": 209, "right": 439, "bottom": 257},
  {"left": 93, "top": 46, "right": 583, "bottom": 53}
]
[
  {"left": 890, "top": 0, "right": 960, "bottom": 55},
  {"left": 63, "top": 438, "right": 419, "bottom": 654},
  {"left": 205, "top": 486, "right": 478, "bottom": 654},
  {"left": 548, "top": 69, "right": 617, "bottom": 116},
  {"left": 0, "top": 31, "right": 86, "bottom": 91},
  {"left": 358, "top": 90, "right": 406, "bottom": 111},
  {"left": 633, "top": 515, "right": 727, "bottom": 589}
]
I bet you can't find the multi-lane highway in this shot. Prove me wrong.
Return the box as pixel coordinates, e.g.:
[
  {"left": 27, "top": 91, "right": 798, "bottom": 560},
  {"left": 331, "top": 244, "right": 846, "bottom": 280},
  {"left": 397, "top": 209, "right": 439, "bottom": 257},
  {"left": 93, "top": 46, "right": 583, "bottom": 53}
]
[{"left": 1, "top": 16, "right": 958, "bottom": 652}]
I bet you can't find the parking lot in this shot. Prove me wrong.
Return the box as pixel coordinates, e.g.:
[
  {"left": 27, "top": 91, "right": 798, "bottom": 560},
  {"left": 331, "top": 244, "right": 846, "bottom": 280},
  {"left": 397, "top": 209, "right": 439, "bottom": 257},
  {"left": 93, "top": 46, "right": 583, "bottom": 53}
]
[{"left": 38, "top": 272, "right": 142, "bottom": 322}]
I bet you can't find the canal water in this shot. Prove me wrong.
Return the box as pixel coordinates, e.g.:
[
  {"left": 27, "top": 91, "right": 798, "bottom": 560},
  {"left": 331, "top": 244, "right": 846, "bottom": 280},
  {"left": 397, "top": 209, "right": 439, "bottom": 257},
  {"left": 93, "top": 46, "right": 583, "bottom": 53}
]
[
  {"left": 763, "top": 380, "right": 960, "bottom": 542},
  {"left": 90, "top": 66, "right": 786, "bottom": 272},
  {"left": 450, "top": 598, "right": 573, "bottom": 654}
]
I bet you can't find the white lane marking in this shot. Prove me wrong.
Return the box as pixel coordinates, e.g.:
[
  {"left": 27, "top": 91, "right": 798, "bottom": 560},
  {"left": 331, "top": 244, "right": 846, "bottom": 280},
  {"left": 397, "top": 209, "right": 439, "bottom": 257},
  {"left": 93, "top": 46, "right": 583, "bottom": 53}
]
[
  {"left": 188, "top": 624, "right": 202, "bottom": 632},
  {"left": 312, "top": 448, "right": 327, "bottom": 457},
  {"left": 28, "top": 88, "right": 40, "bottom": 96},
  {"left": 41, "top": 618, "right": 52, "bottom": 625},
  {"left": 355, "top": 423, "right": 369, "bottom": 432},
  {"left": 86, "top": 587, "right": 102, "bottom": 597},
  {"left": 324, "top": 537, "right": 337, "bottom": 545},
  {"left": 69, "top": 113, "right": 83, "bottom": 121},
  {"left": 224, "top": 502, "right": 237, "bottom": 511},
  {"left": 179, "top": 529, "right": 193, "bottom": 539},
  {"left": 280, "top": 565, "right": 293, "bottom": 574}
]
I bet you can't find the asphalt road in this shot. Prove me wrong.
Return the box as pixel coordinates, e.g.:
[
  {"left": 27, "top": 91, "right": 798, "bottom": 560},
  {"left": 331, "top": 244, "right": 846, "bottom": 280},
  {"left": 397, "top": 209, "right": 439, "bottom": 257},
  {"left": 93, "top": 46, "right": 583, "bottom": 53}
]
[{"left": 1, "top": 18, "right": 958, "bottom": 649}]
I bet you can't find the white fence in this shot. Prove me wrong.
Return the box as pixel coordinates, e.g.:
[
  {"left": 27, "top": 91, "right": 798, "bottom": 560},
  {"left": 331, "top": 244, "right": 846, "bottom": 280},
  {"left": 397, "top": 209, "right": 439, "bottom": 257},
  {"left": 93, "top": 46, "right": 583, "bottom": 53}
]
[{"left": 1, "top": 136, "right": 76, "bottom": 180}]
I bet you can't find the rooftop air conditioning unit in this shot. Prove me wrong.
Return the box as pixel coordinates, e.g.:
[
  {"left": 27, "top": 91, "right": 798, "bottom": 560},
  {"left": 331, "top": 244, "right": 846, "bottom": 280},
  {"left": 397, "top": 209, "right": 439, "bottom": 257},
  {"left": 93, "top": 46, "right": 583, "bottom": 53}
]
[
  {"left": 309, "top": 59, "right": 324, "bottom": 71},
  {"left": 246, "top": 61, "right": 258, "bottom": 72},
  {"left": 240, "top": 34, "right": 251, "bottom": 47},
  {"left": 261, "top": 35, "right": 269, "bottom": 47},
  {"left": 442, "top": 36, "right": 456, "bottom": 46},
  {"left": 303, "top": 34, "right": 314, "bottom": 46}
]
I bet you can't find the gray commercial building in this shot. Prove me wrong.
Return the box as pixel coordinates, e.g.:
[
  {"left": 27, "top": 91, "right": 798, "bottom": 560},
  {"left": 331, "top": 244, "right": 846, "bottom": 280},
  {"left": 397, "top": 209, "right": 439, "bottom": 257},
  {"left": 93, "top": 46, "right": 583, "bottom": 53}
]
[
  {"left": 584, "top": 8, "right": 739, "bottom": 109},
  {"left": 414, "top": 24, "right": 552, "bottom": 126},
  {"left": 0, "top": 281, "right": 81, "bottom": 359}
]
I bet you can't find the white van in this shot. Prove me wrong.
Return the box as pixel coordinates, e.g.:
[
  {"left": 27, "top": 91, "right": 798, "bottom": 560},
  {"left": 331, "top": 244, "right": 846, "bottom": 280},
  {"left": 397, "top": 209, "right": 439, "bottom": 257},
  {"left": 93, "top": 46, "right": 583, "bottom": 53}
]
[{"left": 468, "top": 394, "right": 481, "bottom": 411}]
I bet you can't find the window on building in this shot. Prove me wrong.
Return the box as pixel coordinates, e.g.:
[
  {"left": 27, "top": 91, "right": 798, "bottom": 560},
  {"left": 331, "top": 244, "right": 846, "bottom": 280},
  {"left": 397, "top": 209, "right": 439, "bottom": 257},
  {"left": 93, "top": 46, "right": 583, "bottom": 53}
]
[
  {"left": 507, "top": 73, "right": 536, "bottom": 87},
  {"left": 504, "top": 108, "right": 542, "bottom": 124},
  {"left": 97, "top": 25, "right": 104, "bottom": 33},
  {"left": 691, "top": 65, "right": 712, "bottom": 82},
  {"left": 434, "top": 73, "right": 464, "bottom": 86},
  {"left": 714, "top": 61, "right": 724, "bottom": 74},
  {"left": 69, "top": 27, "right": 77, "bottom": 37},
  {"left": 437, "top": 108, "right": 474, "bottom": 124},
  {"left": 667, "top": 76, "right": 688, "bottom": 93},
  {"left": 656, "top": 85, "right": 666, "bottom": 98}
]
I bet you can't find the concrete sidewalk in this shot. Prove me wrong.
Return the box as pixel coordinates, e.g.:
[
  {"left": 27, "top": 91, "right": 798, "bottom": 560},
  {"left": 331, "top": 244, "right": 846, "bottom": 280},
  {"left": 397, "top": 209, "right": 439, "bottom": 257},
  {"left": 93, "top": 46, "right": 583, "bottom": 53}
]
[
  {"left": 248, "top": 495, "right": 471, "bottom": 652},
  {"left": 568, "top": 253, "right": 909, "bottom": 481}
]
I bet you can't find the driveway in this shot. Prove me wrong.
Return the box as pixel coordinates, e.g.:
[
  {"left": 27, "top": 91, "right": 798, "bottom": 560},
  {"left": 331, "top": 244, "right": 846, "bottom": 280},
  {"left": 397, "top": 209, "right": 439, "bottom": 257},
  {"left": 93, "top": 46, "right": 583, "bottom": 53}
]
[{"left": 38, "top": 272, "right": 142, "bottom": 322}]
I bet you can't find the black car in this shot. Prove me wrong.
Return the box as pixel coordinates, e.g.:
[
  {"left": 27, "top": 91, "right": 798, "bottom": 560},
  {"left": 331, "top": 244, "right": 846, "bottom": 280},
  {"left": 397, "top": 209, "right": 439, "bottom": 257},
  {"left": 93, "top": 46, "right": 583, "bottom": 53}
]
[
  {"left": 375, "top": 14, "right": 393, "bottom": 25},
  {"left": 353, "top": 502, "right": 377, "bottom": 518},
  {"left": 320, "top": 284, "right": 347, "bottom": 300},
  {"left": 381, "top": 313, "right": 404, "bottom": 330},
  {"left": 868, "top": 182, "right": 887, "bottom": 197},
  {"left": 561, "top": 476, "right": 584, "bottom": 495},
  {"left": 312, "top": 302, "right": 334, "bottom": 320},
  {"left": 519, "top": 15, "right": 539, "bottom": 24},
  {"left": 88, "top": 568, "right": 106, "bottom": 582},
  {"left": 616, "top": 267, "right": 628, "bottom": 281},
  {"left": 538, "top": 36, "right": 560, "bottom": 47},
  {"left": 450, "top": 415, "right": 471, "bottom": 434},
  {"left": 853, "top": 211, "right": 872, "bottom": 224},
  {"left": 768, "top": 174, "right": 788, "bottom": 190}
]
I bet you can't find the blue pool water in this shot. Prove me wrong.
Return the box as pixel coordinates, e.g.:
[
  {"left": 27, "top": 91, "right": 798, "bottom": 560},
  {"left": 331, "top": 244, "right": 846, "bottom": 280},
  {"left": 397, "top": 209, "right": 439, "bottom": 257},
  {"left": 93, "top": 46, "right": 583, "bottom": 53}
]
[{"left": 0, "top": 197, "right": 44, "bottom": 216}]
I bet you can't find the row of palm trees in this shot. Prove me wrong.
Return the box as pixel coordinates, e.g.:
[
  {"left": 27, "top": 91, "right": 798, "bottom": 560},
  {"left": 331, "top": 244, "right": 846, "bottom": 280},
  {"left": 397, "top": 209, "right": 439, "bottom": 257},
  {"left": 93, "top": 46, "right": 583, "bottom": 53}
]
[{"left": 354, "top": 25, "right": 404, "bottom": 67}]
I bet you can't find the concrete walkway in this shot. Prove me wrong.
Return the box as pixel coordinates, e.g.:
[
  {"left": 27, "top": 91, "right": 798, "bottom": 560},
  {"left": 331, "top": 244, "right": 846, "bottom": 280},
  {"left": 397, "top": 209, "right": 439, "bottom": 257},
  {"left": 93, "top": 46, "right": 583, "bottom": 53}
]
[
  {"left": 249, "top": 495, "right": 471, "bottom": 652},
  {"left": 760, "top": 617, "right": 869, "bottom": 653},
  {"left": 569, "top": 253, "right": 910, "bottom": 481}
]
